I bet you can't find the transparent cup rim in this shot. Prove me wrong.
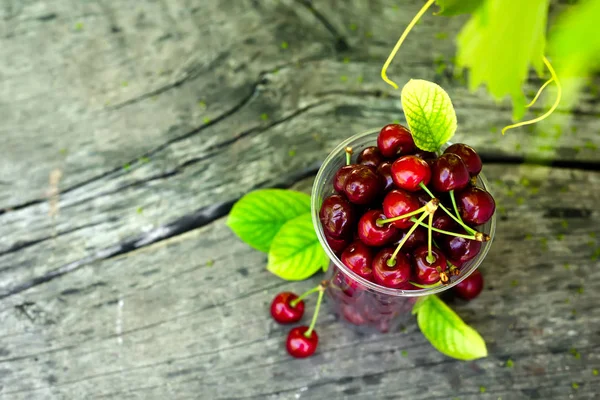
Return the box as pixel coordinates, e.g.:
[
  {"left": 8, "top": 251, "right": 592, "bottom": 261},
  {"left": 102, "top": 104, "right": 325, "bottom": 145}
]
[{"left": 311, "top": 128, "right": 496, "bottom": 297}]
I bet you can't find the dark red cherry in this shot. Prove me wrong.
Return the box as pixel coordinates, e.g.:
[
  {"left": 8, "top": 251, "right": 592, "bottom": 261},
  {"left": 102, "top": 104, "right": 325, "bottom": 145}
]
[
  {"left": 431, "top": 153, "right": 470, "bottom": 192},
  {"left": 391, "top": 155, "right": 431, "bottom": 192},
  {"left": 377, "top": 162, "right": 394, "bottom": 192},
  {"left": 334, "top": 165, "right": 355, "bottom": 194},
  {"left": 412, "top": 245, "right": 448, "bottom": 285},
  {"left": 414, "top": 150, "right": 437, "bottom": 159},
  {"left": 377, "top": 124, "right": 416, "bottom": 158},
  {"left": 270, "top": 292, "right": 305, "bottom": 324},
  {"left": 382, "top": 189, "right": 420, "bottom": 229},
  {"left": 358, "top": 209, "right": 399, "bottom": 247},
  {"left": 415, "top": 191, "right": 431, "bottom": 207},
  {"left": 372, "top": 248, "right": 412, "bottom": 289},
  {"left": 456, "top": 186, "right": 496, "bottom": 226},
  {"left": 432, "top": 209, "right": 456, "bottom": 237},
  {"left": 444, "top": 143, "right": 482, "bottom": 177},
  {"left": 341, "top": 240, "right": 374, "bottom": 280},
  {"left": 396, "top": 226, "right": 427, "bottom": 250},
  {"left": 438, "top": 231, "right": 482, "bottom": 264},
  {"left": 358, "top": 146, "right": 384, "bottom": 169},
  {"left": 344, "top": 165, "right": 383, "bottom": 205},
  {"left": 324, "top": 234, "right": 349, "bottom": 255},
  {"left": 453, "top": 270, "right": 484, "bottom": 300},
  {"left": 319, "top": 194, "right": 356, "bottom": 239},
  {"left": 341, "top": 304, "right": 367, "bottom": 325},
  {"left": 332, "top": 270, "right": 364, "bottom": 299},
  {"left": 286, "top": 326, "right": 318, "bottom": 358}
]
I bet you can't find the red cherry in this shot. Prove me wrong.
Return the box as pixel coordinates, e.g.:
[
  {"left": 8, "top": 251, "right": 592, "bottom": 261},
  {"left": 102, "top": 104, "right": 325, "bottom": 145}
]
[
  {"left": 414, "top": 150, "right": 436, "bottom": 159},
  {"left": 358, "top": 209, "right": 399, "bottom": 247},
  {"left": 319, "top": 194, "right": 356, "bottom": 239},
  {"left": 286, "top": 326, "right": 318, "bottom": 358},
  {"left": 382, "top": 189, "right": 420, "bottom": 229},
  {"left": 341, "top": 240, "right": 374, "bottom": 280},
  {"left": 453, "top": 270, "right": 484, "bottom": 300},
  {"left": 376, "top": 162, "right": 394, "bottom": 192},
  {"left": 377, "top": 124, "right": 416, "bottom": 158},
  {"left": 432, "top": 209, "right": 456, "bottom": 237},
  {"left": 324, "top": 234, "right": 349, "bottom": 255},
  {"left": 391, "top": 155, "right": 431, "bottom": 191},
  {"left": 412, "top": 245, "right": 448, "bottom": 285},
  {"left": 431, "top": 153, "right": 470, "bottom": 192},
  {"left": 438, "top": 231, "right": 482, "bottom": 263},
  {"left": 372, "top": 248, "right": 412, "bottom": 289},
  {"left": 344, "top": 165, "right": 383, "bottom": 205},
  {"left": 456, "top": 186, "right": 496, "bottom": 226},
  {"left": 270, "top": 292, "right": 305, "bottom": 324},
  {"left": 396, "top": 226, "right": 427, "bottom": 250},
  {"left": 357, "top": 146, "right": 384, "bottom": 169},
  {"left": 333, "top": 165, "right": 355, "bottom": 194},
  {"left": 341, "top": 304, "right": 367, "bottom": 325},
  {"left": 444, "top": 143, "right": 482, "bottom": 177}
]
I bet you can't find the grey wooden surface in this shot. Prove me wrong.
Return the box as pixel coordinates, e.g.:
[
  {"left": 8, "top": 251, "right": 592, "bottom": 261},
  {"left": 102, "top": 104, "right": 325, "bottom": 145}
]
[{"left": 0, "top": 0, "right": 599, "bottom": 399}]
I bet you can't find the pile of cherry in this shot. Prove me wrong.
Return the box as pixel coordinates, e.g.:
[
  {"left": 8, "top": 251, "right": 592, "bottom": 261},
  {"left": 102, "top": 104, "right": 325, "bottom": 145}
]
[
  {"left": 319, "top": 123, "right": 495, "bottom": 291},
  {"left": 270, "top": 124, "right": 495, "bottom": 358}
]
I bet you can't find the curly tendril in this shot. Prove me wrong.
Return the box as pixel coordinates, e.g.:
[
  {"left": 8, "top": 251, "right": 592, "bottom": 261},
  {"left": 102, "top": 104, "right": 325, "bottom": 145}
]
[
  {"left": 381, "top": 0, "right": 436, "bottom": 89},
  {"left": 502, "top": 56, "right": 562, "bottom": 135}
]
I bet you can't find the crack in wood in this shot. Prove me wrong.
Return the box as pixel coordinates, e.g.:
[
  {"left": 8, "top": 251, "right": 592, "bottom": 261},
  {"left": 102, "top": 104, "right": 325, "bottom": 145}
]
[{"left": 294, "top": 0, "right": 349, "bottom": 52}]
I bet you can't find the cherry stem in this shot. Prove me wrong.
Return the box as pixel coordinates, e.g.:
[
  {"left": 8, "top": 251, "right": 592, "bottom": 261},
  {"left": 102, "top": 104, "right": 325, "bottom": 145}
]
[
  {"left": 418, "top": 182, "right": 477, "bottom": 236},
  {"left": 449, "top": 190, "right": 463, "bottom": 224},
  {"left": 388, "top": 210, "right": 430, "bottom": 266},
  {"left": 377, "top": 205, "right": 426, "bottom": 225},
  {"left": 409, "top": 217, "right": 481, "bottom": 240},
  {"left": 290, "top": 285, "right": 321, "bottom": 307},
  {"left": 426, "top": 212, "right": 435, "bottom": 264},
  {"left": 345, "top": 146, "right": 353, "bottom": 166},
  {"left": 304, "top": 287, "right": 325, "bottom": 338}
]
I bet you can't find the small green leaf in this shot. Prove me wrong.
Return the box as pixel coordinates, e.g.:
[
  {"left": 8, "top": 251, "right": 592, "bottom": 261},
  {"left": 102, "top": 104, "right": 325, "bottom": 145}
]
[
  {"left": 227, "top": 189, "right": 311, "bottom": 253},
  {"left": 267, "top": 213, "right": 328, "bottom": 280},
  {"left": 401, "top": 79, "right": 457, "bottom": 152},
  {"left": 434, "top": 0, "right": 484, "bottom": 16},
  {"left": 413, "top": 295, "right": 487, "bottom": 360}
]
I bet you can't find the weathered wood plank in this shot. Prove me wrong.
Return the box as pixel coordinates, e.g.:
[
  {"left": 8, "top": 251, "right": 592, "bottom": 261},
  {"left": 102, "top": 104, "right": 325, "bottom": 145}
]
[
  {"left": 0, "top": 0, "right": 598, "bottom": 211},
  {"left": 0, "top": 165, "right": 598, "bottom": 399}
]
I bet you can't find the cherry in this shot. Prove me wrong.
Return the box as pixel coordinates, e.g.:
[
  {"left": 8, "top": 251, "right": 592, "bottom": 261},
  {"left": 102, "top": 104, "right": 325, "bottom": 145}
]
[
  {"left": 372, "top": 248, "right": 412, "bottom": 288},
  {"left": 444, "top": 143, "right": 482, "bottom": 177},
  {"left": 358, "top": 209, "right": 399, "bottom": 247},
  {"left": 286, "top": 326, "right": 318, "bottom": 358},
  {"left": 453, "top": 270, "right": 484, "bottom": 300},
  {"left": 357, "top": 146, "right": 384, "bottom": 169},
  {"left": 341, "top": 304, "right": 367, "bottom": 325},
  {"left": 319, "top": 194, "right": 356, "bottom": 239},
  {"left": 396, "top": 226, "right": 427, "bottom": 250},
  {"left": 456, "top": 186, "right": 496, "bottom": 226},
  {"left": 344, "top": 165, "right": 383, "bottom": 205},
  {"left": 377, "top": 124, "right": 416, "bottom": 158},
  {"left": 414, "top": 150, "right": 436, "bottom": 160},
  {"left": 333, "top": 165, "right": 355, "bottom": 194},
  {"left": 341, "top": 240, "right": 374, "bottom": 280},
  {"left": 415, "top": 191, "right": 431, "bottom": 207},
  {"left": 270, "top": 292, "right": 305, "bottom": 324},
  {"left": 332, "top": 271, "right": 363, "bottom": 299},
  {"left": 412, "top": 246, "right": 448, "bottom": 285},
  {"left": 377, "top": 162, "right": 394, "bottom": 192},
  {"left": 324, "top": 234, "right": 349, "bottom": 255},
  {"left": 431, "top": 153, "right": 470, "bottom": 192},
  {"left": 382, "top": 189, "right": 420, "bottom": 229},
  {"left": 391, "top": 155, "right": 431, "bottom": 191},
  {"left": 432, "top": 209, "right": 456, "bottom": 237},
  {"left": 438, "top": 231, "right": 482, "bottom": 264}
]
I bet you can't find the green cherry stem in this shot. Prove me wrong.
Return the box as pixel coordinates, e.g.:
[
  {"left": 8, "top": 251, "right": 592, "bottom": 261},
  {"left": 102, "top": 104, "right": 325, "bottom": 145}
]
[
  {"left": 418, "top": 182, "right": 477, "bottom": 236},
  {"left": 377, "top": 205, "right": 427, "bottom": 225},
  {"left": 290, "top": 285, "right": 322, "bottom": 307},
  {"left": 388, "top": 210, "right": 430, "bottom": 267},
  {"left": 426, "top": 211, "right": 434, "bottom": 264},
  {"left": 304, "top": 287, "right": 325, "bottom": 338},
  {"left": 409, "top": 217, "right": 488, "bottom": 241},
  {"left": 449, "top": 190, "right": 463, "bottom": 223},
  {"left": 345, "top": 146, "right": 353, "bottom": 166}
]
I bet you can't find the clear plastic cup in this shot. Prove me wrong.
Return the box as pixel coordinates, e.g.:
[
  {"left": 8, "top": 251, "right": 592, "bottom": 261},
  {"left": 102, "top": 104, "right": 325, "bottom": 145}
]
[{"left": 311, "top": 128, "right": 496, "bottom": 333}]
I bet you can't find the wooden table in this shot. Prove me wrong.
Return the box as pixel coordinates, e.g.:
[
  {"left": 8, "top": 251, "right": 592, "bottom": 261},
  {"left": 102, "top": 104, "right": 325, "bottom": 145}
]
[{"left": 1, "top": 1, "right": 598, "bottom": 398}]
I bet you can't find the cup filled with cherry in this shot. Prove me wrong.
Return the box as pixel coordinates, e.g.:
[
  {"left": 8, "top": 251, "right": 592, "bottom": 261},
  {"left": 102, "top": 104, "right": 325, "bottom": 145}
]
[{"left": 270, "top": 124, "right": 496, "bottom": 358}]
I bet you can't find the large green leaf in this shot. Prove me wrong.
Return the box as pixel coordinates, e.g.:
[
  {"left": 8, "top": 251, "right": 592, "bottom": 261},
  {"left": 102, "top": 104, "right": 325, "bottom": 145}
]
[
  {"left": 227, "top": 189, "right": 311, "bottom": 252},
  {"left": 413, "top": 295, "right": 487, "bottom": 360},
  {"left": 435, "top": 0, "right": 484, "bottom": 16},
  {"left": 267, "top": 213, "right": 329, "bottom": 280},
  {"left": 401, "top": 79, "right": 457, "bottom": 152},
  {"left": 456, "top": 0, "right": 550, "bottom": 121}
]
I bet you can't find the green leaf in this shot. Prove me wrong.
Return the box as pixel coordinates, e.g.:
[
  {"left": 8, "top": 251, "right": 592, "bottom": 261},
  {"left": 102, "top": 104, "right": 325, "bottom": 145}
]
[
  {"left": 413, "top": 295, "right": 487, "bottom": 360},
  {"left": 401, "top": 79, "right": 457, "bottom": 152},
  {"left": 267, "top": 213, "right": 329, "bottom": 280},
  {"left": 455, "top": 0, "right": 550, "bottom": 120},
  {"left": 434, "top": 0, "right": 484, "bottom": 16},
  {"left": 227, "top": 189, "right": 311, "bottom": 252}
]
